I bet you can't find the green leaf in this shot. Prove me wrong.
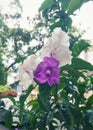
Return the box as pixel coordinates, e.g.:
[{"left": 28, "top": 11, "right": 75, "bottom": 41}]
[
  {"left": 60, "top": 0, "right": 71, "bottom": 11},
  {"left": 65, "top": 16, "right": 72, "bottom": 29},
  {"left": 67, "top": 0, "right": 90, "bottom": 15},
  {"left": 37, "top": 112, "right": 48, "bottom": 130},
  {"left": 84, "top": 109, "right": 93, "bottom": 129},
  {"left": 39, "top": 84, "right": 51, "bottom": 109},
  {"left": 50, "top": 20, "right": 62, "bottom": 31},
  {"left": 35, "top": 23, "right": 46, "bottom": 29},
  {"left": 61, "top": 64, "right": 85, "bottom": 80},
  {"left": 30, "top": 114, "right": 37, "bottom": 130},
  {"left": 19, "top": 85, "right": 34, "bottom": 119},
  {"left": 72, "top": 58, "right": 93, "bottom": 71},
  {"left": 72, "top": 40, "right": 90, "bottom": 57},
  {"left": 7, "top": 96, "right": 16, "bottom": 105},
  {"left": 27, "top": 100, "right": 38, "bottom": 108},
  {"left": 67, "top": 0, "right": 82, "bottom": 15},
  {"left": 62, "top": 100, "right": 75, "bottom": 128},
  {"left": 5, "top": 110, "right": 13, "bottom": 128},
  {"left": 39, "top": 0, "right": 54, "bottom": 12},
  {"left": 86, "top": 95, "right": 93, "bottom": 108},
  {"left": 22, "top": 113, "right": 30, "bottom": 125},
  {"left": 19, "top": 85, "right": 34, "bottom": 108}
]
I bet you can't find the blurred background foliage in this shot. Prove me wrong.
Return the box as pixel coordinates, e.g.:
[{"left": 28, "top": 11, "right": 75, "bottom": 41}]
[{"left": 0, "top": 0, "right": 93, "bottom": 130}]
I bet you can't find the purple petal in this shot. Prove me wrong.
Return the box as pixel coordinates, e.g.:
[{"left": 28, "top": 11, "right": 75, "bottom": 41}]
[
  {"left": 34, "top": 64, "right": 43, "bottom": 75},
  {"left": 34, "top": 56, "right": 60, "bottom": 86},
  {"left": 35, "top": 73, "right": 47, "bottom": 83},
  {"left": 34, "top": 64, "right": 47, "bottom": 83},
  {"left": 47, "top": 78, "right": 54, "bottom": 87},
  {"left": 51, "top": 68, "right": 60, "bottom": 84},
  {"left": 43, "top": 56, "right": 59, "bottom": 67}
]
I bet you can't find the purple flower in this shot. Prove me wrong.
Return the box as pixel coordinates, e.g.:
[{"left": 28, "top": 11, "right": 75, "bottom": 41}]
[{"left": 34, "top": 56, "right": 60, "bottom": 86}]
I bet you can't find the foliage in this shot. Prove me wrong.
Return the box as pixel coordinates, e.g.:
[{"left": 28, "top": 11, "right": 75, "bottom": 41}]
[{"left": 0, "top": 0, "right": 93, "bottom": 130}]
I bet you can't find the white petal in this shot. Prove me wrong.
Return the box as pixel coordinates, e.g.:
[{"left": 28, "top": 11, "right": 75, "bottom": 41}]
[
  {"left": 19, "top": 55, "right": 41, "bottom": 88},
  {"left": 40, "top": 28, "right": 72, "bottom": 67}
]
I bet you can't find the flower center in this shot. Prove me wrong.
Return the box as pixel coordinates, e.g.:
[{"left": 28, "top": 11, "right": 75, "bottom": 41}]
[{"left": 46, "top": 69, "right": 51, "bottom": 75}]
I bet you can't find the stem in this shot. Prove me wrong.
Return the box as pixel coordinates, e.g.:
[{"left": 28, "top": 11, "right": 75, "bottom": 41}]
[{"left": 54, "top": 84, "right": 58, "bottom": 102}]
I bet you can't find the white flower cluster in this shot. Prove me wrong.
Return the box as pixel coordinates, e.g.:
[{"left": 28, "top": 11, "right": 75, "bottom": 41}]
[{"left": 19, "top": 28, "right": 72, "bottom": 89}]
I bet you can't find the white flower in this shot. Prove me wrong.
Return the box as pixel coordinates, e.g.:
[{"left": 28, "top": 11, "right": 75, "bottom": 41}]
[
  {"left": 19, "top": 28, "right": 71, "bottom": 88},
  {"left": 40, "top": 28, "right": 72, "bottom": 67},
  {"left": 19, "top": 55, "right": 41, "bottom": 89}
]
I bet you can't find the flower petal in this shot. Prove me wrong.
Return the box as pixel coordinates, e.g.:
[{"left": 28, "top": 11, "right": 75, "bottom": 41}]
[
  {"left": 40, "top": 28, "right": 71, "bottom": 67},
  {"left": 43, "top": 56, "right": 59, "bottom": 67},
  {"left": 34, "top": 64, "right": 47, "bottom": 84},
  {"left": 47, "top": 78, "right": 54, "bottom": 87}
]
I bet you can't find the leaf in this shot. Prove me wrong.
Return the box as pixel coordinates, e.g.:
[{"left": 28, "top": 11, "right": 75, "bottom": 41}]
[
  {"left": 37, "top": 112, "right": 48, "bottom": 130},
  {"left": 60, "top": 0, "right": 71, "bottom": 11},
  {"left": 65, "top": 16, "right": 72, "bottom": 29},
  {"left": 67, "top": 0, "right": 82, "bottom": 15},
  {"left": 35, "top": 23, "right": 46, "bottom": 29},
  {"left": 39, "top": 0, "right": 54, "bottom": 12},
  {"left": 7, "top": 96, "right": 16, "bottom": 105},
  {"left": 20, "top": 85, "right": 33, "bottom": 103},
  {"left": 72, "top": 40, "right": 90, "bottom": 57},
  {"left": 50, "top": 20, "right": 62, "bottom": 31},
  {"left": 72, "top": 58, "right": 93, "bottom": 71},
  {"left": 30, "top": 114, "right": 37, "bottom": 130},
  {"left": 27, "top": 100, "right": 39, "bottom": 109},
  {"left": 84, "top": 109, "right": 93, "bottom": 129},
  {"left": 38, "top": 84, "right": 51, "bottom": 109},
  {"left": 61, "top": 64, "right": 85, "bottom": 80},
  {"left": 22, "top": 113, "right": 30, "bottom": 125},
  {"left": 5, "top": 110, "right": 13, "bottom": 128},
  {"left": 86, "top": 95, "right": 93, "bottom": 108},
  {"left": 62, "top": 100, "right": 75, "bottom": 128},
  {"left": 19, "top": 85, "right": 34, "bottom": 112},
  {"left": 67, "top": 0, "right": 90, "bottom": 15}
]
